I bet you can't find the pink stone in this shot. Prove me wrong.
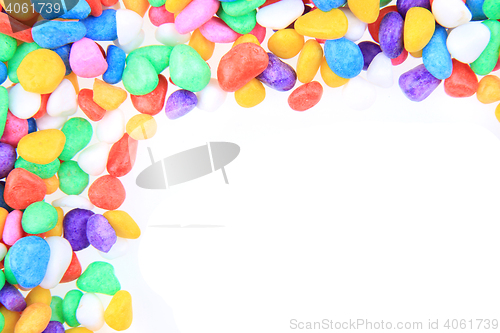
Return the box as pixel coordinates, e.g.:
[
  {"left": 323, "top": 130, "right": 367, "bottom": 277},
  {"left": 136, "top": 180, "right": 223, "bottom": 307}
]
[
  {"left": 199, "top": 17, "right": 241, "bottom": 43},
  {"left": 3, "top": 210, "right": 25, "bottom": 246},
  {"left": 249, "top": 23, "right": 266, "bottom": 44},
  {"left": 69, "top": 38, "right": 108, "bottom": 78},
  {"left": 174, "top": 0, "right": 220, "bottom": 34},
  {"left": 0, "top": 112, "right": 28, "bottom": 148}
]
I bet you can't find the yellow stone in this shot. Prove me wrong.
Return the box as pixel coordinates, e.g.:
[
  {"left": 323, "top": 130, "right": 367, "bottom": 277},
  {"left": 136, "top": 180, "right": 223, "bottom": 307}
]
[
  {"left": 17, "top": 49, "right": 65, "bottom": 94},
  {"left": 65, "top": 72, "right": 80, "bottom": 94},
  {"left": 404, "top": 7, "right": 435, "bottom": 53},
  {"left": 43, "top": 175, "right": 59, "bottom": 195},
  {"left": 410, "top": 49, "right": 423, "bottom": 58},
  {"left": 103, "top": 210, "right": 141, "bottom": 239},
  {"left": 320, "top": 57, "right": 349, "bottom": 88},
  {"left": 165, "top": 0, "right": 191, "bottom": 13},
  {"left": 0, "top": 208, "right": 8, "bottom": 238},
  {"left": 93, "top": 79, "right": 127, "bottom": 111},
  {"left": 235, "top": 78, "right": 266, "bottom": 108},
  {"left": 189, "top": 29, "right": 215, "bottom": 61},
  {"left": 232, "top": 34, "right": 260, "bottom": 48},
  {"left": 477, "top": 75, "right": 500, "bottom": 104},
  {"left": 104, "top": 290, "right": 133, "bottom": 331},
  {"left": 17, "top": 129, "right": 66, "bottom": 165},
  {"left": 294, "top": 8, "right": 348, "bottom": 39},
  {"left": 0, "top": 307, "right": 20, "bottom": 333},
  {"left": 268, "top": 29, "right": 304, "bottom": 59},
  {"left": 126, "top": 114, "right": 157, "bottom": 140},
  {"left": 66, "top": 328, "right": 94, "bottom": 333},
  {"left": 123, "top": 0, "right": 150, "bottom": 17},
  {"left": 347, "top": 0, "right": 379, "bottom": 23},
  {"left": 14, "top": 303, "right": 51, "bottom": 333},
  {"left": 25, "top": 287, "right": 51, "bottom": 307},
  {"left": 44, "top": 207, "right": 64, "bottom": 237},
  {"left": 297, "top": 39, "right": 323, "bottom": 83}
]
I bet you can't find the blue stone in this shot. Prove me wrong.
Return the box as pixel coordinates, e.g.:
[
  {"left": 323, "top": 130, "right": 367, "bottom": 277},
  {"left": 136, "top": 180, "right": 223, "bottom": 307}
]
[
  {"left": 0, "top": 63, "right": 7, "bottom": 85},
  {"left": 9, "top": 236, "right": 50, "bottom": 289},
  {"left": 80, "top": 9, "right": 118, "bottom": 41},
  {"left": 60, "top": 0, "right": 91, "bottom": 19},
  {"left": 0, "top": 182, "right": 12, "bottom": 212},
  {"left": 324, "top": 38, "right": 364, "bottom": 79},
  {"left": 103, "top": 45, "right": 126, "bottom": 84},
  {"left": 52, "top": 44, "right": 72, "bottom": 75},
  {"left": 32, "top": 20, "right": 87, "bottom": 49},
  {"left": 27, "top": 118, "right": 37, "bottom": 134},
  {"left": 311, "top": 0, "right": 345, "bottom": 11}
]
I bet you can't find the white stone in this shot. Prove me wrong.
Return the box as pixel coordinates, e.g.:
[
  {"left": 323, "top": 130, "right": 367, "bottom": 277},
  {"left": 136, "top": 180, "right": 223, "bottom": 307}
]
[
  {"left": 114, "top": 29, "right": 145, "bottom": 54},
  {"left": 96, "top": 109, "right": 125, "bottom": 144},
  {"left": 52, "top": 195, "right": 95, "bottom": 210},
  {"left": 46, "top": 79, "right": 78, "bottom": 117},
  {"left": 99, "top": 237, "right": 129, "bottom": 259},
  {"left": 256, "top": 0, "right": 304, "bottom": 30},
  {"left": 155, "top": 23, "right": 191, "bottom": 47},
  {"left": 446, "top": 22, "right": 491, "bottom": 63},
  {"left": 366, "top": 52, "right": 394, "bottom": 88},
  {"left": 36, "top": 113, "right": 68, "bottom": 130},
  {"left": 78, "top": 142, "right": 111, "bottom": 176},
  {"left": 342, "top": 76, "right": 377, "bottom": 110},
  {"left": 0, "top": 243, "right": 7, "bottom": 261},
  {"left": 340, "top": 8, "right": 367, "bottom": 42},
  {"left": 196, "top": 78, "right": 227, "bottom": 112},
  {"left": 40, "top": 236, "right": 73, "bottom": 289},
  {"left": 432, "top": 0, "right": 472, "bottom": 29},
  {"left": 76, "top": 293, "right": 105, "bottom": 331},
  {"left": 8, "top": 84, "right": 41, "bottom": 119},
  {"left": 116, "top": 9, "right": 143, "bottom": 45}
]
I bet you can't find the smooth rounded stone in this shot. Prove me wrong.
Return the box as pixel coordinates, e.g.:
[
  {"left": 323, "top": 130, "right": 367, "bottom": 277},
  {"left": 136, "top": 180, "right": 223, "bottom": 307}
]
[
  {"left": 0, "top": 282, "right": 26, "bottom": 312},
  {"left": 122, "top": 55, "right": 159, "bottom": 95},
  {"left": 165, "top": 90, "right": 197, "bottom": 120},
  {"left": 422, "top": 25, "right": 452, "bottom": 80},
  {"left": 9, "top": 236, "right": 50, "bottom": 288},
  {"left": 36, "top": 114, "right": 68, "bottom": 131},
  {"left": 0, "top": 143, "right": 16, "bottom": 179},
  {"left": 131, "top": 74, "right": 168, "bottom": 115},
  {"left": 256, "top": 53, "right": 297, "bottom": 91},
  {"left": 4, "top": 251, "right": 17, "bottom": 284},
  {"left": 340, "top": 7, "right": 367, "bottom": 41},
  {"left": 46, "top": 79, "right": 78, "bottom": 117},
  {"left": 70, "top": 38, "right": 108, "bottom": 78},
  {"left": 0, "top": 33, "right": 17, "bottom": 62},
  {"left": 466, "top": 0, "right": 487, "bottom": 20},
  {"left": 17, "top": 48, "right": 66, "bottom": 94},
  {"left": 78, "top": 142, "right": 112, "bottom": 176},
  {"left": 75, "top": 293, "right": 104, "bottom": 331},
  {"left": 396, "top": 0, "right": 430, "bottom": 17},
  {"left": 8, "top": 84, "right": 41, "bottom": 120},
  {"left": 379, "top": 11, "right": 404, "bottom": 59},
  {"left": 16, "top": 303, "right": 51, "bottom": 333},
  {"left": 0, "top": 88, "right": 7, "bottom": 137},
  {"left": 63, "top": 289, "right": 83, "bottom": 327},
  {"left": 59, "top": 117, "right": 93, "bottom": 161},
  {"left": 103, "top": 45, "right": 126, "bottom": 84},
  {"left": 63, "top": 208, "right": 94, "bottom": 251},
  {"left": 366, "top": 52, "right": 394, "bottom": 88},
  {"left": 27, "top": 118, "right": 37, "bottom": 134},
  {"left": 88, "top": 175, "right": 125, "bottom": 210},
  {"left": 8, "top": 42, "right": 41, "bottom": 84},
  {"left": 21, "top": 201, "right": 58, "bottom": 234},
  {"left": 93, "top": 80, "right": 127, "bottom": 111},
  {"left": 3, "top": 210, "right": 23, "bottom": 246},
  {"left": 87, "top": 214, "right": 117, "bottom": 253},
  {"left": 0, "top": 63, "right": 6, "bottom": 85},
  {"left": 444, "top": 59, "right": 479, "bottom": 97},
  {"left": 113, "top": 29, "right": 146, "bottom": 54},
  {"left": 170, "top": 44, "right": 211, "bottom": 92},
  {"left": 399, "top": 64, "right": 442, "bottom": 101},
  {"left": 447, "top": 21, "right": 491, "bottom": 63},
  {"left": 106, "top": 134, "right": 138, "bottom": 177},
  {"left": 348, "top": 0, "right": 379, "bottom": 23},
  {"left": 324, "top": 38, "right": 363, "bottom": 79},
  {"left": 221, "top": 0, "right": 264, "bottom": 16},
  {"left": 199, "top": 17, "right": 241, "bottom": 43},
  {"left": 116, "top": 9, "right": 143, "bottom": 45},
  {"left": 127, "top": 45, "right": 173, "bottom": 74},
  {"left": 0, "top": 243, "right": 7, "bottom": 261},
  {"left": 81, "top": 9, "right": 117, "bottom": 41},
  {"left": 342, "top": 76, "right": 377, "bottom": 110},
  {"left": 17, "top": 129, "right": 66, "bottom": 164},
  {"left": 99, "top": 237, "right": 129, "bottom": 259},
  {"left": 42, "top": 321, "right": 65, "bottom": 333},
  {"left": 311, "top": 0, "right": 345, "bottom": 11},
  {"left": 104, "top": 290, "right": 132, "bottom": 331},
  {"left": 287, "top": 81, "right": 323, "bottom": 111},
  {"left": 404, "top": 7, "right": 435, "bottom": 52},
  {"left": 4, "top": 169, "right": 46, "bottom": 210},
  {"left": 358, "top": 41, "right": 382, "bottom": 71},
  {"left": 155, "top": 23, "right": 191, "bottom": 47},
  {"left": 175, "top": 0, "right": 220, "bottom": 34},
  {"left": 257, "top": 0, "right": 304, "bottom": 29},
  {"left": 60, "top": 0, "right": 92, "bottom": 19},
  {"left": 196, "top": 78, "right": 227, "bottom": 112},
  {"left": 432, "top": 0, "right": 472, "bottom": 28},
  {"left": 77, "top": 261, "right": 121, "bottom": 295},
  {"left": 149, "top": 5, "right": 175, "bottom": 26},
  {"left": 39, "top": 236, "right": 73, "bottom": 289},
  {"left": 0, "top": 182, "right": 13, "bottom": 212},
  {"left": 1, "top": 111, "right": 28, "bottom": 148},
  {"left": 52, "top": 44, "right": 72, "bottom": 76},
  {"left": 50, "top": 297, "right": 65, "bottom": 323},
  {"left": 32, "top": 21, "right": 87, "bottom": 49},
  {"left": 217, "top": 7, "right": 256, "bottom": 35},
  {"left": 103, "top": 210, "right": 140, "bottom": 239},
  {"left": 52, "top": 195, "right": 95, "bottom": 210},
  {"left": 15, "top": 156, "right": 59, "bottom": 179},
  {"left": 471, "top": 19, "right": 500, "bottom": 75},
  {"left": 294, "top": 7, "right": 347, "bottom": 39},
  {"left": 124, "top": 115, "right": 153, "bottom": 139},
  {"left": 58, "top": 161, "right": 89, "bottom": 195},
  {"left": 96, "top": 109, "right": 125, "bottom": 144}
]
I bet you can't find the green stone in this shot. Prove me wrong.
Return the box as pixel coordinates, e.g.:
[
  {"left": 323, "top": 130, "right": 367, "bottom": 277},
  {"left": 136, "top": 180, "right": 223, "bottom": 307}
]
[
  {"left": 122, "top": 55, "right": 159, "bottom": 95},
  {"left": 221, "top": 0, "right": 265, "bottom": 17},
  {"left": 217, "top": 7, "right": 257, "bottom": 34},
  {"left": 471, "top": 20, "right": 500, "bottom": 75},
  {"left": 0, "top": 270, "right": 5, "bottom": 291},
  {"left": 0, "top": 33, "right": 17, "bottom": 62},
  {"left": 148, "top": 0, "right": 166, "bottom": 7},
  {"left": 380, "top": 0, "right": 392, "bottom": 7},
  {"left": 22, "top": 201, "right": 58, "bottom": 234},
  {"left": 63, "top": 289, "right": 83, "bottom": 327},
  {"left": 128, "top": 45, "right": 173, "bottom": 74},
  {"left": 50, "top": 296, "right": 64, "bottom": 323},
  {"left": 58, "top": 161, "right": 89, "bottom": 195},
  {"left": 4, "top": 251, "right": 17, "bottom": 285},
  {"left": 169, "top": 44, "right": 211, "bottom": 92},
  {"left": 8, "top": 42, "right": 40, "bottom": 83},
  {"left": 59, "top": 117, "right": 93, "bottom": 161},
  {"left": 0, "top": 311, "right": 4, "bottom": 333},
  {"left": 0, "top": 87, "right": 8, "bottom": 138},
  {"left": 76, "top": 261, "right": 121, "bottom": 296},
  {"left": 15, "top": 157, "right": 60, "bottom": 179},
  {"left": 483, "top": 0, "right": 500, "bottom": 19}
]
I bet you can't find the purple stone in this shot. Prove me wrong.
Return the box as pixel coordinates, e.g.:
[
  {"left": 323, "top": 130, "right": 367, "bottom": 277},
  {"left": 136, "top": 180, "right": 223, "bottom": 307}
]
[
  {"left": 0, "top": 282, "right": 27, "bottom": 312},
  {"left": 0, "top": 143, "right": 16, "bottom": 179},
  {"left": 165, "top": 90, "right": 197, "bottom": 120},
  {"left": 358, "top": 41, "right": 382, "bottom": 70},
  {"left": 42, "top": 321, "right": 65, "bottom": 333},
  {"left": 399, "top": 64, "right": 442, "bottom": 102},
  {"left": 256, "top": 53, "right": 297, "bottom": 91},
  {"left": 87, "top": 214, "right": 117, "bottom": 253},
  {"left": 63, "top": 208, "right": 94, "bottom": 251},
  {"left": 379, "top": 12, "right": 404, "bottom": 59},
  {"left": 396, "top": 0, "right": 431, "bottom": 17}
]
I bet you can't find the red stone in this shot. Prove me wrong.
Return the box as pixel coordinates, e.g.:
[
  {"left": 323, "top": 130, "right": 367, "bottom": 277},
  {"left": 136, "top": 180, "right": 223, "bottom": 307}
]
[
  {"left": 368, "top": 5, "right": 398, "bottom": 43},
  {"left": 60, "top": 251, "right": 82, "bottom": 283},
  {"left": 78, "top": 89, "right": 106, "bottom": 121},
  {"left": 148, "top": 6, "right": 175, "bottom": 27},
  {"left": 88, "top": 175, "right": 126, "bottom": 210},
  {"left": 0, "top": 112, "right": 28, "bottom": 148},
  {"left": 33, "top": 94, "right": 50, "bottom": 119},
  {"left": 86, "top": 0, "right": 103, "bottom": 17},
  {"left": 4, "top": 169, "right": 46, "bottom": 210},
  {"left": 249, "top": 23, "right": 266, "bottom": 44},
  {"left": 101, "top": 0, "right": 119, "bottom": 6},
  {"left": 217, "top": 43, "right": 269, "bottom": 92},
  {"left": 288, "top": 81, "right": 323, "bottom": 111},
  {"left": 107, "top": 133, "right": 138, "bottom": 177},
  {"left": 391, "top": 49, "right": 408, "bottom": 66},
  {"left": 130, "top": 74, "right": 168, "bottom": 115},
  {"left": 0, "top": 12, "right": 34, "bottom": 43},
  {"left": 444, "top": 59, "right": 479, "bottom": 98}
]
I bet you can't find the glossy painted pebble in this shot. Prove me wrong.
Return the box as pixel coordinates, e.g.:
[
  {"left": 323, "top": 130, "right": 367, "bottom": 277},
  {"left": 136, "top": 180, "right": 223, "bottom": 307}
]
[
  {"left": 63, "top": 208, "right": 94, "bottom": 251},
  {"left": 77, "top": 261, "right": 121, "bottom": 295}
]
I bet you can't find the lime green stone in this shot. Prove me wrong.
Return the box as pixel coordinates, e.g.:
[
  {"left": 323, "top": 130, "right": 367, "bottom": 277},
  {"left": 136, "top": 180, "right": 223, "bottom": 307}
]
[
  {"left": 59, "top": 117, "right": 93, "bottom": 161},
  {"left": 471, "top": 20, "right": 500, "bottom": 75},
  {"left": 217, "top": 7, "right": 257, "bottom": 34},
  {"left": 0, "top": 33, "right": 17, "bottom": 62},
  {"left": 169, "top": 44, "right": 211, "bottom": 92},
  {"left": 148, "top": 0, "right": 166, "bottom": 7},
  {"left": 58, "top": 161, "right": 89, "bottom": 195},
  {"left": 127, "top": 45, "right": 173, "bottom": 74},
  {"left": 76, "top": 261, "right": 121, "bottom": 296},
  {"left": 15, "top": 157, "right": 60, "bottom": 179},
  {"left": 8, "top": 42, "right": 40, "bottom": 83},
  {"left": 122, "top": 55, "right": 159, "bottom": 95},
  {"left": 63, "top": 290, "right": 83, "bottom": 327},
  {"left": 221, "top": 0, "right": 265, "bottom": 17},
  {"left": 50, "top": 296, "right": 64, "bottom": 323}
]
